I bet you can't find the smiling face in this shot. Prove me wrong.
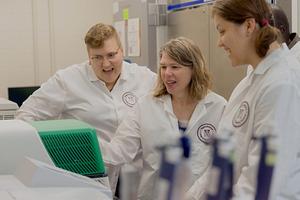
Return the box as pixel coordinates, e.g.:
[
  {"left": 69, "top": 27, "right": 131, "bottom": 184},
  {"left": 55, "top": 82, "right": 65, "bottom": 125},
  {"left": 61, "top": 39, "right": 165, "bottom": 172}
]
[
  {"left": 214, "top": 14, "right": 255, "bottom": 67},
  {"left": 88, "top": 37, "right": 123, "bottom": 90},
  {"left": 160, "top": 52, "right": 193, "bottom": 98}
]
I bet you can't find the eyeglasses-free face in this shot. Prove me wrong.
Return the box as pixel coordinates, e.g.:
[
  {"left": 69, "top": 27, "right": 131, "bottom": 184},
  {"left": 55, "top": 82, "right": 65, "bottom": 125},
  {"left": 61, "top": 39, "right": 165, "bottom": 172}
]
[
  {"left": 214, "top": 14, "right": 256, "bottom": 68},
  {"left": 160, "top": 52, "right": 193, "bottom": 98},
  {"left": 88, "top": 37, "right": 123, "bottom": 91}
]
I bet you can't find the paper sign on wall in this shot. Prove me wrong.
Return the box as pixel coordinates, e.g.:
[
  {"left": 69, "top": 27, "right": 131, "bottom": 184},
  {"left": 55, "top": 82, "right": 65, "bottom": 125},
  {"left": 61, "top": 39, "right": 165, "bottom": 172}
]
[
  {"left": 127, "top": 18, "right": 140, "bottom": 57},
  {"left": 122, "top": 8, "right": 129, "bottom": 20},
  {"left": 113, "top": 2, "right": 119, "bottom": 15},
  {"left": 114, "top": 21, "right": 126, "bottom": 56}
]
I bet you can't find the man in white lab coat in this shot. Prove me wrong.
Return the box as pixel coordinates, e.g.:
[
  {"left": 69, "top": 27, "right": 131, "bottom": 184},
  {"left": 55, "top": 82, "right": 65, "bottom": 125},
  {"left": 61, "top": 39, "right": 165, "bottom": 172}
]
[
  {"left": 102, "top": 37, "right": 227, "bottom": 200},
  {"left": 272, "top": 5, "right": 300, "bottom": 62},
  {"left": 16, "top": 23, "right": 156, "bottom": 195}
]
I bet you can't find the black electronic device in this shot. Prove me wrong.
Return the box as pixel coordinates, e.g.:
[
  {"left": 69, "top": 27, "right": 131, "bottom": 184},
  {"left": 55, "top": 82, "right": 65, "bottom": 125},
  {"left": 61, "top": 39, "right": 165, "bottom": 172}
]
[{"left": 8, "top": 86, "right": 40, "bottom": 107}]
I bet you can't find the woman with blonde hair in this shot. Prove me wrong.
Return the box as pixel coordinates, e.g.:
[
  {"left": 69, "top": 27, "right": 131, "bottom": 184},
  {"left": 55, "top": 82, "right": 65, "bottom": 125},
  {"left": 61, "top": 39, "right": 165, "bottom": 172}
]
[{"left": 102, "top": 37, "right": 226, "bottom": 200}]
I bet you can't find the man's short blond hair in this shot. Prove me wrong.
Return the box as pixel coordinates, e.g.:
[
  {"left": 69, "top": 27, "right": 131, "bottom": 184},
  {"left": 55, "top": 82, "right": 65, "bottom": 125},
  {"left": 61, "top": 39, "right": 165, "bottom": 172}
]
[{"left": 84, "top": 23, "right": 122, "bottom": 49}]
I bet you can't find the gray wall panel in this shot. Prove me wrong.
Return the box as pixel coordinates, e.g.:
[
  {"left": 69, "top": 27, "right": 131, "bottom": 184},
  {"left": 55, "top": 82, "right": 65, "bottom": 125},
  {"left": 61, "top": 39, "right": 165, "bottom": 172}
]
[{"left": 168, "top": 5, "right": 246, "bottom": 99}]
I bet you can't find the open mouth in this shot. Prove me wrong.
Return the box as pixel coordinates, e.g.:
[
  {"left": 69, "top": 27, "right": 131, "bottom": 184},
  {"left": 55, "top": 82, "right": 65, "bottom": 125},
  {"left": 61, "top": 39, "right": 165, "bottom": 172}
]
[
  {"left": 103, "top": 68, "right": 114, "bottom": 73},
  {"left": 165, "top": 80, "right": 176, "bottom": 88}
]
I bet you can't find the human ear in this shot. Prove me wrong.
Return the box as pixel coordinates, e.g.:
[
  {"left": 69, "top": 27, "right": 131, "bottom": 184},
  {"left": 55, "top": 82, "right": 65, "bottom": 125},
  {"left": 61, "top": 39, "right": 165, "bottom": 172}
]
[{"left": 245, "top": 18, "right": 257, "bottom": 35}]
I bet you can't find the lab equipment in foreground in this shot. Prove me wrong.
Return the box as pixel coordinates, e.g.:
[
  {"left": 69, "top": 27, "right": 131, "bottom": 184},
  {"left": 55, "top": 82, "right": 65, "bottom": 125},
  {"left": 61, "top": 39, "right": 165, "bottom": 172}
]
[
  {"left": 206, "top": 135, "right": 277, "bottom": 200},
  {"left": 0, "top": 98, "right": 18, "bottom": 120},
  {"left": 0, "top": 120, "right": 53, "bottom": 174},
  {"left": 29, "top": 119, "right": 107, "bottom": 182},
  {"left": 0, "top": 119, "right": 112, "bottom": 199},
  {"left": 0, "top": 157, "right": 112, "bottom": 200},
  {"left": 206, "top": 137, "right": 234, "bottom": 200},
  {"left": 254, "top": 136, "right": 277, "bottom": 200},
  {"left": 156, "top": 136, "right": 192, "bottom": 200}
]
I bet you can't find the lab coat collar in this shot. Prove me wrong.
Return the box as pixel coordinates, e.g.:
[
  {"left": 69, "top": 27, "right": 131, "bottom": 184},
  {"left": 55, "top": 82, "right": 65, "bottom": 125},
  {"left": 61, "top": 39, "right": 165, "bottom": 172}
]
[
  {"left": 160, "top": 90, "right": 216, "bottom": 108},
  {"left": 253, "top": 44, "right": 289, "bottom": 75},
  {"left": 186, "top": 92, "right": 218, "bottom": 133},
  {"left": 202, "top": 91, "right": 220, "bottom": 105},
  {"left": 158, "top": 95, "right": 178, "bottom": 133},
  {"left": 290, "top": 41, "right": 300, "bottom": 57},
  {"left": 161, "top": 95, "right": 174, "bottom": 116},
  {"left": 118, "top": 61, "right": 130, "bottom": 81},
  {"left": 159, "top": 92, "right": 215, "bottom": 114},
  {"left": 86, "top": 61, "right": 100, "bottom": 82},
  {"left": 159, "top": 92, "right": 217, "bottom": 134}
]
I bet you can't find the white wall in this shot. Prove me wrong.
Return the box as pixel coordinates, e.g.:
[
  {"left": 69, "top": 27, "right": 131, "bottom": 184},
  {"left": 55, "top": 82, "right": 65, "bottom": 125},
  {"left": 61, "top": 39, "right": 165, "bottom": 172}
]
[
  {"left": 0, "top": 0, "right": 113, "bottom": 98},
  {"left": 291, "top": 0, "right": 298, "bottom": 32},
  {"left": 298, "top": 0, "right": 300, "bottom": 33}
]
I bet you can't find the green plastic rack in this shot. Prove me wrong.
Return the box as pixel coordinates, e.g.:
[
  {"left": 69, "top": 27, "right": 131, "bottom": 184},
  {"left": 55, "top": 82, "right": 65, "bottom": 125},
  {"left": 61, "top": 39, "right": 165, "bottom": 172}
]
[{"left": 30, "top": 119, "right": 106, "bottom": 178}]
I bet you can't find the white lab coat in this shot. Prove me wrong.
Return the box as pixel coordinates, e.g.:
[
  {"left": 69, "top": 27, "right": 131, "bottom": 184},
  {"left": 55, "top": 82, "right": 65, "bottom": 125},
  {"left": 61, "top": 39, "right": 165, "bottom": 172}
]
[
  {"left": 16, "top": 61, "right": 156, "bottom": 193},
  {"left": 248, "top": 42, "right": 300, "bottom": 74},
  {"left": 217, "top": 45, "right": 300, "bottom": 200},
  {"left": 290, "top": 41, "right": 300, "bottom": 63},
  {"left": 16, "top": 61, "right": 156, "bottom": 141},
  {"left": 102, "top": 92, "right": 226, "bottom": 200}
]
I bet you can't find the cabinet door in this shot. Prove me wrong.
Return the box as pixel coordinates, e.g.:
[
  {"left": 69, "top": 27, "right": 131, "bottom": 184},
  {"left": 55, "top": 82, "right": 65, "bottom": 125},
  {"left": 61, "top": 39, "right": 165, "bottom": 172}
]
[{"left": 167, "top": 5, "right": 246, "bottom": 99}]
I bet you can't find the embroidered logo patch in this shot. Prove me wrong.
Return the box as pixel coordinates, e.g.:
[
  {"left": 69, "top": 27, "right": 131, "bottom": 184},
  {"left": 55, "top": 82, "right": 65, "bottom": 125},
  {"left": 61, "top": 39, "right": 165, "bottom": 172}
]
[
  {"left": 122, "top": 92, "right": 137, "bottom": 107},
  {"left": 232, "top": 101, "right": 250, "bottom": 127},
  {"left": 197, "top": 123, "right": 216, "bottom": 144}
]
